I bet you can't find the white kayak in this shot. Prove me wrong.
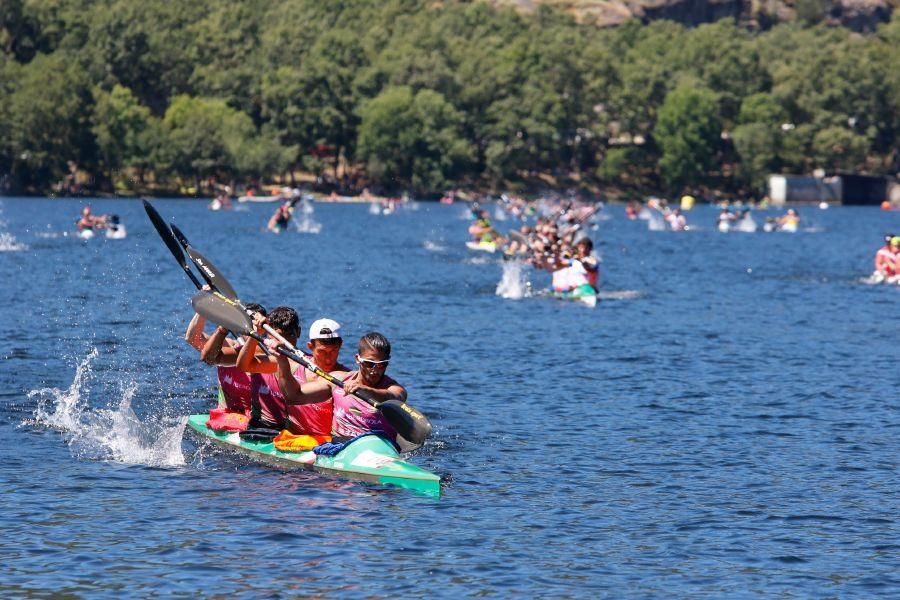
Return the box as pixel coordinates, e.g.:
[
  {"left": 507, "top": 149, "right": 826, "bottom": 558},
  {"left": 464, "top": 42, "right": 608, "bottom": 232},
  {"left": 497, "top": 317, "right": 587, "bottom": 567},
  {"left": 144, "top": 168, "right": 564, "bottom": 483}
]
[
  {"left": 864, "top": 271, "right": 900, "bottom": 285},
  {"left": 105, "top": 225, "right": 127, "bottom": 239},
  {"left": 238, "top": 194, "right": 283, "bottom": 203}
]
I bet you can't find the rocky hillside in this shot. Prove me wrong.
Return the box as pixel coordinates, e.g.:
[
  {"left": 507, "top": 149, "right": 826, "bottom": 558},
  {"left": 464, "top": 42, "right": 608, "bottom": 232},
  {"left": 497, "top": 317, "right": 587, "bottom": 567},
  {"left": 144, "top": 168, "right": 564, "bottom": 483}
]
[{"left": 491, "top": 0, "right": 895, "bottom": 31}]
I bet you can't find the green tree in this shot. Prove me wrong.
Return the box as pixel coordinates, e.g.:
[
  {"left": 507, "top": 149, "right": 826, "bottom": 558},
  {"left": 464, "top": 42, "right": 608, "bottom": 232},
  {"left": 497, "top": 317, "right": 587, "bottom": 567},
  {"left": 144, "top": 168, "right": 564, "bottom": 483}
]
[
  {"left": 91, "top": 84, "right": 155, "bottom": 190},
  {"left": 3, "top": 51, "right": 95, "bottom": 190},
  {"left": 811, "top": 126, "right": 868, "bottom": 172},
  {"left": 654, "top": 83, "right": 722, "bottom": 189},
  {"left": 164, "top": 95, "right": 292, "bottom": 185},
  {"left": 357, "top": 86, "right": 472, "bottom": 193}
]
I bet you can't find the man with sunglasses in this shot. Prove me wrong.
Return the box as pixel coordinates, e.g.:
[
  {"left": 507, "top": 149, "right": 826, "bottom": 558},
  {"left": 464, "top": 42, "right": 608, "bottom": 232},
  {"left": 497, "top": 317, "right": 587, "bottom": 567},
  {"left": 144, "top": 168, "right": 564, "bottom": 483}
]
[
  {"left": 276, "top": 331, "right": 407, "bottom": 442},
  {"left": 331, "top": 332, "right": 407, "bottom": 441}
]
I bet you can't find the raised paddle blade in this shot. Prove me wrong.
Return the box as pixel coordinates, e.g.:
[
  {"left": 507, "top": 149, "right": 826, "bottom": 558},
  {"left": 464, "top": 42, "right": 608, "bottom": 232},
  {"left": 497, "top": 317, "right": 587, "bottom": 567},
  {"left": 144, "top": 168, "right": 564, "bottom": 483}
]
[
  {"left": 375, "top": 398, "right": 433, "bottom": 446},
  {"left": 508, "top": 230, "right": 530, "bottom": 246},
  {"left": 170, "top": 224, "right": 240, "bottom": 302},
  {"left": 191, "top": 291, "right": 253, "bottom": 336},
  {"left": 143, "top": 200, "right": 202, "bottom": 289}
]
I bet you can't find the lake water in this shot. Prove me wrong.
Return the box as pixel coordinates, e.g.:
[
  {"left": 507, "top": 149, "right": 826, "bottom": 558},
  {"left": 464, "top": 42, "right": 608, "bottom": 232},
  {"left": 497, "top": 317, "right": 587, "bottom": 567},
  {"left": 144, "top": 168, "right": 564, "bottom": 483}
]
[{"left": 1, "top": 197, "right": 898, "bottom": 596}]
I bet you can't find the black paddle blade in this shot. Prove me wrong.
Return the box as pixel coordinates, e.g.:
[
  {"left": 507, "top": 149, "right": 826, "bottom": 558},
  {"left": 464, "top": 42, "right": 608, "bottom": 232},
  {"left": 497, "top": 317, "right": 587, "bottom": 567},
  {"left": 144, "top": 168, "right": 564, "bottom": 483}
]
[
  {"left": 143, "top": 200, "right": 202, "bottom": 289},
  {"left": 170, "top": 223, "right": 240, "bottom": 302},
  {"left": 379, "top": 399, "right": 433, "bottom": 446},
  {"left": 191, "top": 291, "right": 253, "bottom": 335}
]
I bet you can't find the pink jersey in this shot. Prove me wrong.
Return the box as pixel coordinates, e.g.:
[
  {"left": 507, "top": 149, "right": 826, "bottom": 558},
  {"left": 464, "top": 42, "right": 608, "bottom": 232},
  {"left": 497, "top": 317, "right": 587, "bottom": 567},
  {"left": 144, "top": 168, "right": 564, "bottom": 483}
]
[
  {"left": 251, "top": 372, "right": 288, "bottom": 428},
  {"left": 283, "top": 365, "right": 333, "bottom": 436},
  {"left": 217, "top": 365, "right": 252, "bottom": 414},
  {"left": 332, "top": 373, "right": 399, "bottom": 439}
]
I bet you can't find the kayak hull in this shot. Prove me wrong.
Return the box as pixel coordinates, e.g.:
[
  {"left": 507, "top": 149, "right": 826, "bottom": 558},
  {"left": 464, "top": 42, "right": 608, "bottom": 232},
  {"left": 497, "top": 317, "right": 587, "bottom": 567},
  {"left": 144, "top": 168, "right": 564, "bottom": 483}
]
[
  {"left": 551, "top": 284, "right": 598, "bottom": 308},
  {"left": 466, "top": 241, "right": 497, "bottom": 253},
  {"left": 185, "top": 414, "right": 441, "bottom": 497}
]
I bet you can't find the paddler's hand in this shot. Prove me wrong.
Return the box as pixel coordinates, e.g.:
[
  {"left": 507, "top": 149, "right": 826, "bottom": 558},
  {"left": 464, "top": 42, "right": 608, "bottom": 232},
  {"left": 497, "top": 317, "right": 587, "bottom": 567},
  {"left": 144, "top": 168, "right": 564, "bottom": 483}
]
[
  {"left": 342, "top": 373, "right": 363, "bottom": 395},
  {"left": 264, "top": 337, "right": 281, "bottom": 353},
  {"left": 252, "top": 313, "right": 266, "bottom": 335}
]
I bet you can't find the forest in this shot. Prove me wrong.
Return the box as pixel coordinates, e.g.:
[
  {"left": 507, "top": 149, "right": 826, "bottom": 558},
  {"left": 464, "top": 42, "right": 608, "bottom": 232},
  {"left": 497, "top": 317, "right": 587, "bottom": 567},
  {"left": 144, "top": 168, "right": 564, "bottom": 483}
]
[{"left": 1, "top": 0, "right": 898, "bottom": 198}]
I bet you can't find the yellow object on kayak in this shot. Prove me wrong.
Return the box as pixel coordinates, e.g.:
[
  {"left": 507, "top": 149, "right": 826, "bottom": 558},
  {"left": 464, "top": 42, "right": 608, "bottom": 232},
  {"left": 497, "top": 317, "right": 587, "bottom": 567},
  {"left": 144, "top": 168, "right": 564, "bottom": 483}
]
[{"left": 273, "top": 430, "right": 332, "bottom": 452}]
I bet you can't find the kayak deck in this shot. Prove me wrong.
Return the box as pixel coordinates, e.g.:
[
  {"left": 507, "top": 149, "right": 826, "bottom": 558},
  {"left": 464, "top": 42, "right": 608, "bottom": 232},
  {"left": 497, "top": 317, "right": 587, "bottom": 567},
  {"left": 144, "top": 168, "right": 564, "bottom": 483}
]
[
  {"left": 185, "top": 414, "right": 441, "bottom": 497},
  {"left": 551, "top": 284, "right": 598, "bottom": 308}
]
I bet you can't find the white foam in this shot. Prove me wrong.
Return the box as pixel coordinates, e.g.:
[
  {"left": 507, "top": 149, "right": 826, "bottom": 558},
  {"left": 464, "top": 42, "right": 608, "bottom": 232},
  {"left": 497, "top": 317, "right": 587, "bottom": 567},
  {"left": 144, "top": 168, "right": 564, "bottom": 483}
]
[
  {"left": 28, "top": 349, "right": 186, "bottom": 467},
  {"left": 496, "top": 260, "right": 530, "bottom": 299},
  {"left": 423, "top": 240, "right": 447, "bottom": 252},
  {"left": 0, "top": 231, "right": 26, "bottom": 251}
]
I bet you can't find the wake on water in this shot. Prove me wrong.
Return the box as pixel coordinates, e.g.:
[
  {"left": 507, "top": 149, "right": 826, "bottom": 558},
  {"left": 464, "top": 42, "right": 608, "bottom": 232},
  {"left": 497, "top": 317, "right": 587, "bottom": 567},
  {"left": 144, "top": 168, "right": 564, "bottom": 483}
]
[{"left": 27, "top": 349, "right": 186, "bottom": 467}]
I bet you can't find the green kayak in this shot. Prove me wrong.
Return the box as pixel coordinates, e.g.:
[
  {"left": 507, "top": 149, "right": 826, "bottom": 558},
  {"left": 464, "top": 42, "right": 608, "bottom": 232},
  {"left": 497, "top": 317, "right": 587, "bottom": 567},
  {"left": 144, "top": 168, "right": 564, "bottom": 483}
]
[
  {"left": 551, "top": 283, "right": 598, "bottom": 308},
  {"left": 185, "top": 414, "right": 441, "bottom": 497}
]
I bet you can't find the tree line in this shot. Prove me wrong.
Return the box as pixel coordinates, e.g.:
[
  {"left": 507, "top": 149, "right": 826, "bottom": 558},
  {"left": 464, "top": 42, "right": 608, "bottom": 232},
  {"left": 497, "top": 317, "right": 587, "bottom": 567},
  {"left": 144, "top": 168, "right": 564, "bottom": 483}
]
[{"left": 1, "top": 0, "right": 898, "bottom": 197}]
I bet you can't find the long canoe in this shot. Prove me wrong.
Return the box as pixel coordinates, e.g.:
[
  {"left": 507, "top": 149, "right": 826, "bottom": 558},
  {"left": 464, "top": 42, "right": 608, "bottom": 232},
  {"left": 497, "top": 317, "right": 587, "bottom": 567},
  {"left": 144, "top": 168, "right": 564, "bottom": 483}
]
[{"left": 185, "top": 414, "right": 441, "bottom": 497}]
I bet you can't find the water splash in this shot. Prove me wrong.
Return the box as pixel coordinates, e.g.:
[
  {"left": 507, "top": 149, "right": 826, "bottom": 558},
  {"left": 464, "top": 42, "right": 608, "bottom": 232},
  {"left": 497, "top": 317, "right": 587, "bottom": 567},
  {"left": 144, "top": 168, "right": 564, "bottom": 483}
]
[
  {"left": 27, "top": 349, "right": 186, "bottom": 467},
  {"left": 639, "top": 209, "right": 666, "bottom": 231},
  {"left": 733, "top": 215, "right": 758, "bottom": 233},
  {"left": 292, "top": 202, "right": 322, "bottom": 233},
  {"left": 0, "top": 202, "right": 26, "bottom": 250},
  {"left": 493, "top": 205, "right": 508, "bottom": 221},
  {"left": 0, "top": 231, "right": 26, "bottom": 251},
  {"left": 496, "top": 260, "right": 530, "bottom": 299}
]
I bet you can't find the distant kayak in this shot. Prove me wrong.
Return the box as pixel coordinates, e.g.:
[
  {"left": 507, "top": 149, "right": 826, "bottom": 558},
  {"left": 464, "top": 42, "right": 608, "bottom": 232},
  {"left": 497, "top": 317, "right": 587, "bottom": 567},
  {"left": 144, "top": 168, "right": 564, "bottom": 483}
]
[
  {"left": 863, "top": 272, "right": 900, "bottom": 285},
  {"left": 466, "top": 240, "right": 498, "bottom": 253},
  {"left": 185, "top": 414, "right": 441, "bottom": 497},
  {"left": 238, "top": 194, "right": 282, "bottom": 203},
  {"left": 551, "top": 283, "right": 598, "bottom": 308}
]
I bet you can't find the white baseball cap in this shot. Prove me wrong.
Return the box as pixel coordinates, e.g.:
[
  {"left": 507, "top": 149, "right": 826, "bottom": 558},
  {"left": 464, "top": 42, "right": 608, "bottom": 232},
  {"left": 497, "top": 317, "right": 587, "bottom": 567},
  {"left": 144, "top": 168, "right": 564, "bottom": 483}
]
[{"left": 309, "top": 318, "right": 342, "bottom": 341}]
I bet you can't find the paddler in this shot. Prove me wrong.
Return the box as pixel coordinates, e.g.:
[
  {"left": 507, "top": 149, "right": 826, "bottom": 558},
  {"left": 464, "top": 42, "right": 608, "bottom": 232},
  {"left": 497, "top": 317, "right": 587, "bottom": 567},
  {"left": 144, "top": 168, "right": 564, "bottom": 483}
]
[
  {"left": 186, "top": 303, "right": 267, "bottom": 417},
  {"left": 777, "top": 208, "right": 800, "bottom": 231},
  {"left": 468, "top": 209, "right": 499, "bottom": 244},
  {"left": 278, "top": 318, "right": 349, "bottom": 436},
  {"left": 277, "top": 332, "right": 408, "bottom": 442},
  {"left": 76, "top": 206, "right": 107, "bottom": 232},
  {"left": 574, "top": 237, "right": 600, "bottom": 291},
  {"left": 874, "top": 234, "right": 897, "bottom": 279},
  {"left": 665, "top": 208, "right": 688, "bottom": 231},
  {"left": 267, "top": 202, "right": 292, "bottom": 233},
  {"left": 236, "top": 306, "right": 312, "bottom": 431}
]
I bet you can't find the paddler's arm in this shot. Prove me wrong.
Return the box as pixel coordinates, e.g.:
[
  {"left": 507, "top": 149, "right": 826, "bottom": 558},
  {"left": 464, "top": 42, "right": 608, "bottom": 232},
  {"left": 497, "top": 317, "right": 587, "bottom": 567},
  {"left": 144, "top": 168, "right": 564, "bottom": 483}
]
[
  {"left": 235, "top": 333, "right": 277, "bottom": 374},
  {"left": 185, "top": 313, "right": 208, "bottom": 352},
  {"left": 343, "top": 375, "right": 407, "bottom": 403},
  {"left": 276, "top": 354, "right": 332, "bottom": 405},
  {"left": 200, "top": 326, "right": 240, "bottom": 366}
]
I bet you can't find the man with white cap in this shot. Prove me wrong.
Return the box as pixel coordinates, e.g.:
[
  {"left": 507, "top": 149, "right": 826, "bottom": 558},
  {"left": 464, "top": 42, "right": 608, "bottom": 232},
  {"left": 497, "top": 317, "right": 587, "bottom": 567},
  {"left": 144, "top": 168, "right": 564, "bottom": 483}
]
[
  {"left": 275, "top": 317, "right": 348, "bottom": 437},
  {"left": 303, "top": 318, "right": 347, "bottom": 382}
]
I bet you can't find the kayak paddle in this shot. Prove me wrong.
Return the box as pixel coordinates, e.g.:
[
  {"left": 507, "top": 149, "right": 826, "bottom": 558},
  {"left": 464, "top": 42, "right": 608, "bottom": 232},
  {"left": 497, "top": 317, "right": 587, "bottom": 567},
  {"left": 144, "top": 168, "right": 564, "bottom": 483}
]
[
  {"left": 191, "top": 290, "right": 433, "bottom": 446},
  {"left": 169, "top": 224, "right": 239, "bottom": 302},
  {"left": 143, "top": 200, "right": 202, "bottom": 289}
]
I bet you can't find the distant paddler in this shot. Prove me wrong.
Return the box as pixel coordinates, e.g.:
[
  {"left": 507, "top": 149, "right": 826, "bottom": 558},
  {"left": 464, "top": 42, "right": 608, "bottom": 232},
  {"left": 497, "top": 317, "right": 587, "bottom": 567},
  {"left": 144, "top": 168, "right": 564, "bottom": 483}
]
[
  {"left": 872, "top": 234, "right": 900, "bottom": 283},
  {"left": 267, "top": 201, "right": 293, "bottom": 233},
  {"left": 76, "top": 205, "right": 108, "bottom": 237},
  {"left": 776, "top": 208, "right": 800, "bottom": 232}
]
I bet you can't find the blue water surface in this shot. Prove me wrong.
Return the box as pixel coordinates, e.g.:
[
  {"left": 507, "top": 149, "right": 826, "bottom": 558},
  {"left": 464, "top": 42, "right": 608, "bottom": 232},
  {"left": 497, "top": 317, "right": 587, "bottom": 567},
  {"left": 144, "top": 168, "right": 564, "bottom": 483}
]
[{"left": 1, "top": 197, "right": 899, "bottom": 597}]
